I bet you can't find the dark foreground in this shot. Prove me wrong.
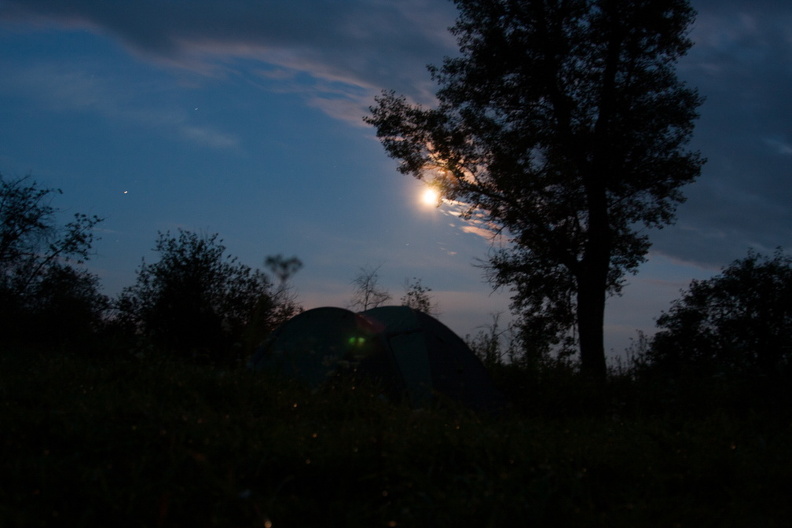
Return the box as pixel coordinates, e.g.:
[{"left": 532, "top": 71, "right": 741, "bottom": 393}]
[{"left": 2, "top": 349, "right": 791, "bottom": 527}]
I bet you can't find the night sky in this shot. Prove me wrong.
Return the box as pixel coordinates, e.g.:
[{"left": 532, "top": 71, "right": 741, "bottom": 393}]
[{"left": 1, "top": 0, "right": 790, "bottom": 357}]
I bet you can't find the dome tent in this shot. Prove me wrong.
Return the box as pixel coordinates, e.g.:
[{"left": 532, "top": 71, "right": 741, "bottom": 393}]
[{"left": 248, "top": 306, "right": 505, "bottom": 411}]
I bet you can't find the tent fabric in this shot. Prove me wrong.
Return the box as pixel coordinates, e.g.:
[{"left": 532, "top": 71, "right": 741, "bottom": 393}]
[
  {"left": 360, "top": 306, "right": 434, "bottom": 407},
  {"left": 249, "top": 306, "right": 505, "bottom": 411},
  {"left": 248, "top": 307, "right": 405, "bottom": 399}
]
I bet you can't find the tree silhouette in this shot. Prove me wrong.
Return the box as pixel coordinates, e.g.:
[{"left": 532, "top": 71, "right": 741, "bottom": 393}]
[
  {"left": 24, "top": 263, "right": 109, "bottom": 345},
  {"left": 366, "top": 0, "right": 704, "bottom": 378},
  {"left": 400, "top": 277, "right": 438, "bottom": 316},
  {"left": 117, "top": 230, "right": 283, "bottom": 362},
  {"left": 349, "top": 264, "right": 391, "bottom": 311},
  {"left": 265, "top": 254, "right": 303, "bottom": 284},
  {"left": 647, "top": 249, "right": 792, "bottom": 379},
  {"left": 1, "top": 174, "right": 102, "bottom": 295},
  {"left": 1, "top": 174, "right": 105, "bottom": 343},
  {"left": 242, "top": 254, "right": 304, "bottom": 350}
]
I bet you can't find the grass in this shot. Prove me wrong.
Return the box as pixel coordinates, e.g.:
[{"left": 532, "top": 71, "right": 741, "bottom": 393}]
[{"left": 2, "top": 348, "right": 791, "bottom": 527}]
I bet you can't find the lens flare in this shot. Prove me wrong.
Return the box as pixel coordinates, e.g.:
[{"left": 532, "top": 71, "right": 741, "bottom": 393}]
[{"left": 421, "top": 188, "right": 440, "bottom": 206}]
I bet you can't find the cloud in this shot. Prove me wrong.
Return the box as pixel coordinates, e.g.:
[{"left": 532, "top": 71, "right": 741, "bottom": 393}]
[
  {"left": 653, "top": 0, "right": 792, "bottom": 268},
  {"left": 0, "top": 0, "right": 460, "bottom": 137},
  {"left": 0, "top": 59, "right": 239, "bottom": 150},
  {"left": 0, "top": 0, "right": 458, "bottom": 103},
  {"left": 459, "top": 225, "right": 496, "bottom": 239},
  {"left": 765, "top": 138, "right": 792, "bottom": 156},
  {"left": 179, "top": 125, "right": 238, "bottom": 150}
]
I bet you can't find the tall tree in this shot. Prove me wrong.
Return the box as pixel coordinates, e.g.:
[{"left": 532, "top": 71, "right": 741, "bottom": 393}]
[{"left": 366, "top": 0, "right": 704, "bottom": 378}]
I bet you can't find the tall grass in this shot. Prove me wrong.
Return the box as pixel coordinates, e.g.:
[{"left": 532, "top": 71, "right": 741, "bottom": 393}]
[{"left": 2, "top": 348, "right": 791, "bottom": 527}]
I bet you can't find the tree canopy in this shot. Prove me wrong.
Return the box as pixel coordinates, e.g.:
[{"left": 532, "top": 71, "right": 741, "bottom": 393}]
[
  {"left": 116, "top": 230, "right": 298, "bottom": 362},
  {"left": 1, "top": 174, "right": 102, "bottom": 297},
  {"left": 646, "top": 249, "right": 792, "bottom": 379},
  {"left": 1, "top": 174, "right": 106, "bottom": 343},
  {"left": 366, "top": 0, "right": 704, "bottom": 377}
]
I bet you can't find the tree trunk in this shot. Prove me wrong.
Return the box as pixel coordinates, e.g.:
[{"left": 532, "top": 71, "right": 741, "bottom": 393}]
[
  {"left": 578, "top": 175, "right": 610, "bottom": 380},
  {"left": 574, "top": 6, "right": 622, "bottom": 381},
  {"left": 577, "top": 268, "right": 608, "bottom": 379}
]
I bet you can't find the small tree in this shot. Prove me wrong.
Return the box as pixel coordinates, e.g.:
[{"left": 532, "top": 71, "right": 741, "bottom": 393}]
[
  {"left": 646, "top": 249, "right": 792, "bottom": 379},
  {"left": 400, "top": 277, "right": 439, "bottom": 316},
  {"left": 265, "top": 254, "right": 303, "bottom": 284},
  {"left": 466, "top": 312, "right": 511, "bottom": 370},
  {"left": 263, "top": 254, "right": 303, "bottom": 325},
  {"left": 348, "top": 264, "right": 391, "bottom": 311},
  {"left": 242, "top": 254, "right": 304, "bottom": 350},
  {"left": 117, "top": 230, "right": 281, "bottom": 361}
]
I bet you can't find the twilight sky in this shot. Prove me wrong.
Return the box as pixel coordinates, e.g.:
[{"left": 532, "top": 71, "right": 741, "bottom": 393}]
[{"left": 1, "top": 0, "right": 790, "bottom": 357}]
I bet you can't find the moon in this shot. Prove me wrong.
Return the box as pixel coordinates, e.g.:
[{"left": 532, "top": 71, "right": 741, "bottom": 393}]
[{"left": 421, "top": 188, "right": 440, "bottom": 206}]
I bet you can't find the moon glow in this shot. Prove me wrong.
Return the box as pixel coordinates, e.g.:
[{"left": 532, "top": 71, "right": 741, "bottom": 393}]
[{"left": 421, "top": 188, "right": 440, "bottom": 206}]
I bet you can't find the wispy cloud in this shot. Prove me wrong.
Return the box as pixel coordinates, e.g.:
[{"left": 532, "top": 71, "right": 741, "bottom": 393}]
[
  {"left": 0, "top": 0, "right": 458, "bottom": 141},
  {"left": 179, "top": 125, "right": 238, "bottom": 150},
  {"left": 765, "top": 138, "right": 792, "bottom": 156},
  {"left": 0, "top": 0, "right": 457, "bottom": 103},
  {"left": 0, "top": 60, "right": 239, "bottom": 149}
]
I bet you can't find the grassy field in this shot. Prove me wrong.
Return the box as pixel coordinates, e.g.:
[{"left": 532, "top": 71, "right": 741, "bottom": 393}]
[{"left": 2, "top": 349, "right": 791, "bottom": 527}]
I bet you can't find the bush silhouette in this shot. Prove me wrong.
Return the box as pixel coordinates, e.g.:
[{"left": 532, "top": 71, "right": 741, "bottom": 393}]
[
  {"left": 116, "top": 230, "right": 294, "bottom": 363},
  {"left": 645, "top": 249, "right": 792, "bottom": 381}
]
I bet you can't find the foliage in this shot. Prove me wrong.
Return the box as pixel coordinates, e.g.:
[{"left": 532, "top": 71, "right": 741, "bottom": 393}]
[
  {"left": 264, "top": 254, "right": 303, "bottom": 283},
  {"left": 0, "top": 174, "right": 106, "bottom": 343},
  {"left": 20, "top": 263, "right": 110, "bottom": 345},
  {"left": 348, "top": 264, "right": 391, "bottom": 311},
  {"left": 400, "top": 277, "right": 438, "bottom": 316},
  {"left": 116, "top": 230, "right": 295, "bottom": 362},
  {"left": 644, "top": 249, "right": 792, "bottom": 380},
  {"left": 466, "top": 312, "right": 513, "bottom": 369},
  {"left": 2, "top": 349, "right": 792, "bottom": 527},
  {"left": 366, "top": 0, "right": 704, "bottom": 378},
  {"left": 263, "top": 254, "right": 303, "bottom": 320},
  {"left": 0, "top": 174, "right": 102, "bottom": 288},
  {"left": 243, "top": 254, "right": 305, "bottom": 350}
]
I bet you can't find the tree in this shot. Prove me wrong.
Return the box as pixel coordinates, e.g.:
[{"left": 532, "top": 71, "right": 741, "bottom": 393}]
[
  {"left": 116, "top": 230, "right": 285, "bottom": 361},
  {"left": 1, "top": 174, "right": 103, "bottom": 298},
  {"left": 348, "top": 264, "right": 391, "bottom": 311},
  {"left": 646, "top": 249, "right": 792, "bottom": 379},
  {"left": 366, "top": 0, "right": 704, "bottom": 378},
  {"left": 23, "top": 263, "right": 110, "bottom": 345},
  {"left": 466, "top": 312, "right": 511, "bottom": 370},
  {"left": 265, "top": 254, "right": 303, "bottom": 284},
  {"left": 262, "top": 254, "right": 303, "bottom": 327},
  {"left": 242, "top": 254, "right": 304, "bottom": 348},
  {"left": 400, "top": 277, "right": 439, "bottom": 316},
  {"left": 1, "top": 174, "right": 105, "bottom": 342}
]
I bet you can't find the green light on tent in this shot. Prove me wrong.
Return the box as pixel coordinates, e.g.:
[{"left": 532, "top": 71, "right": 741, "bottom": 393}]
[{"left": 347, "top": 336, "right": 366, "bottom": 347}]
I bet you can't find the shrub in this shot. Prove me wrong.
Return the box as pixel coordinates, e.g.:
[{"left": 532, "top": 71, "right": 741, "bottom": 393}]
[
  {"left": 116, "top": 230, "right": 299, "bottom": 363},
  {"left": 645, "top": 249, "right": 792, "bottom": 381}
]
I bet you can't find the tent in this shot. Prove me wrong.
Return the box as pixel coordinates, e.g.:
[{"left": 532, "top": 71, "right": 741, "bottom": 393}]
[{"left": 248, "top": 305, "right": 505, "bottom": 411}]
